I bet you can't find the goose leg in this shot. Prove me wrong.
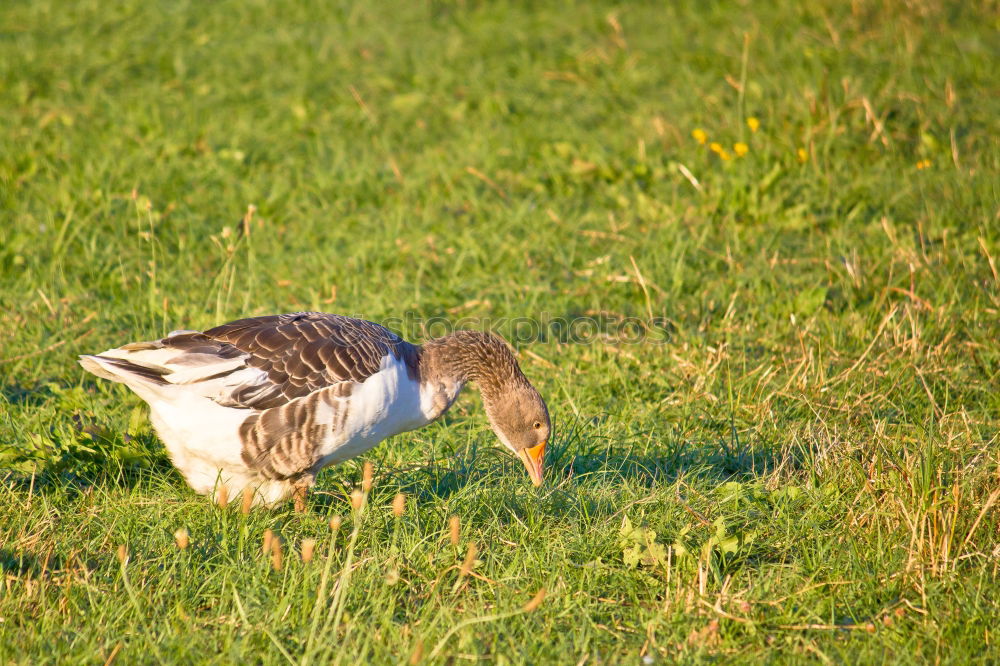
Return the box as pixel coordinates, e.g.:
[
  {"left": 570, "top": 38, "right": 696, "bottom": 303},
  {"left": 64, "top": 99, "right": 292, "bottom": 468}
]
[{"left": 293, "top": 483, "right": 309, "bottom": 513}]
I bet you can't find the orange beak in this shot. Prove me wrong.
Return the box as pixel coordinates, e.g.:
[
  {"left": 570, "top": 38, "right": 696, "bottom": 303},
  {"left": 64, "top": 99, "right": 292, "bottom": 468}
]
[{"left": 517, "top": 441, "right": 546, "bottom": 487}]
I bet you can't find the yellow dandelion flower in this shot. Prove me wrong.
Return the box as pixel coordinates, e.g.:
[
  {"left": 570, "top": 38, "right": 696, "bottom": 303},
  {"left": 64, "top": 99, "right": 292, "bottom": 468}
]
[
  {"left": 733, "top": 142, "right": 749, "bottom": 157},
  {"left": 692, "top": 128, "right": 708, "bottom": 145},
  {"left": 747, "top": 117, "right": 760, "bottom": 133},
  {"left": 709, "top": 142, "right": 731, "bottom": 161},
  {"left": 797, "top": 147, "right": 808, "bottom": 163},
  {"left": 916, "top": 159, "right": 932, "bottom": 170}
]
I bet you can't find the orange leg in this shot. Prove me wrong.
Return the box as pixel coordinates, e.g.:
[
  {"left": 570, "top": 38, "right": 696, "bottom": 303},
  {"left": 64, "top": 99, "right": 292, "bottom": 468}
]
[{"left": 293, "top": 483, "right": 308, "bottom": 513}]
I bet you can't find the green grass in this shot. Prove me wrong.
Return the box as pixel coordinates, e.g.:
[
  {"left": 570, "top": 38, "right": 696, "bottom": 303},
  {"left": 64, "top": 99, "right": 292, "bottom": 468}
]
[{"left": 2, "top": 0, "right": 999, "bottom": 662}]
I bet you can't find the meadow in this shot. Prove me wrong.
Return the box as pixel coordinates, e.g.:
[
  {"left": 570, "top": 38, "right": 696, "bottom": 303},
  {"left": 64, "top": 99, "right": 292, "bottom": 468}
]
[{"left": 1, "top": 0, "right": 999, "bottom": 662}]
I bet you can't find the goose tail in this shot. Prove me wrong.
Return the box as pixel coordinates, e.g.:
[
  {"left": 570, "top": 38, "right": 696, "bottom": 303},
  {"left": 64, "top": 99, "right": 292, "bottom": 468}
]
[{"left": 79, "top": 353, "right": 169, "bottom": 386}]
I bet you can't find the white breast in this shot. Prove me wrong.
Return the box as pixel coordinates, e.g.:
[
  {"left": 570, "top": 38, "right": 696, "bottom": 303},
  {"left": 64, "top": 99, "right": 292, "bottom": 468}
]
[{"left": 315, "top": 354, "right": 431, "bottom": 467}]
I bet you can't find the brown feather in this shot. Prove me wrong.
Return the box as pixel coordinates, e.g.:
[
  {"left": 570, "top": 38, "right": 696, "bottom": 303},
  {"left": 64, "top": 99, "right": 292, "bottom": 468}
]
[{"left": 202, "top": 312, "right": 414, "bottom": 410}]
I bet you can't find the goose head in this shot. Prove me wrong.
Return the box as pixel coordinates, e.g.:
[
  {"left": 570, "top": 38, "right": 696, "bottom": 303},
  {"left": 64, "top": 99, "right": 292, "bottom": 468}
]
[
  {"left": 421, "top": 329, "right": 551, "bottom": 486},
  {"left": 483, "top": 382, "right": 550, "bottom": 487}
]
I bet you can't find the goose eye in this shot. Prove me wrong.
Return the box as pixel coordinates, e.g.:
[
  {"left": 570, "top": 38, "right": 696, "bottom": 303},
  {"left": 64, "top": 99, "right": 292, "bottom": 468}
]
[{"left": 532, "top": 421, "right": 542, "bottom": 430}]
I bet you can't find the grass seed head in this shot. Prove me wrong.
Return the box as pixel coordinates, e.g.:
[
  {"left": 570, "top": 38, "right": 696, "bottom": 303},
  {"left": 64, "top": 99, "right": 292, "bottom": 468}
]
[
  {"left": 174, "top": 528, "right": 189, "bottom": 550},
  {"left": 271, "top": 537, "right": 283, "bottom": 571},
  {"left": 362, "top": 461, "right": 374, "bottom": 492},
  {"left": 459, "top": 542, "right": 478, "bottom": 578},
  {"left": 408, "top": 639, "right": 424, "bottom": 665},
  {"left": 241, "top": 487, "right": 253, "bottom": 515},
  {"left": 300, "top": 538, "right": 315, "bottom": 563},
  {"left": 350, "top": 490, "right": 364, "bottom": 511},
  {"left": 523, "top": 587, "right": 546, "bottom": 612},
  {"left": 216, "top": 485, "right": 229, "bottom": 509},
  {"left": 449, "top": 515, "right": 460, "bottom": 546},
  {"left": 392, "top": 492, "right": 406, "bottom": 517},
  {"left": 116, "top": 544, "right": 129, "bottom": 566},
  {"left": 329, "top": 515, "right": 343, "bottom": 532},
  {"left": 262, "top": 529, "right": 274, "bottom": 557}
]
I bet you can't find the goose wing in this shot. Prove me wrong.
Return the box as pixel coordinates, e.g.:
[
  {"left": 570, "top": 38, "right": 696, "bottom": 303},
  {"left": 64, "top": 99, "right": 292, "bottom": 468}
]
[
  {"left": 82, "top": 312, "right": 415, "bottom": 411},
  {"left": 201, "top": 313, "right": 418, "bottom": 480},
  {"left": 202, "top": 312, "right": 413, "bottom": 409}
]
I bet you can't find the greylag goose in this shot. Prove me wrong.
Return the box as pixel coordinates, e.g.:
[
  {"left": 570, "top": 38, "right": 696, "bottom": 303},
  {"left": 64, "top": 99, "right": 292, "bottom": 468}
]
[{"left": 79, "top": 312, "right": 550, "bottom": 509}]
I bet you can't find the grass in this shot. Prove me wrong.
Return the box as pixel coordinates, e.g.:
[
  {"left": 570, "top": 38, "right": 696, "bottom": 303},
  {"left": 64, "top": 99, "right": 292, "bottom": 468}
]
[{"left": 1, "top": 0, "right": 999, "bottom": 662}]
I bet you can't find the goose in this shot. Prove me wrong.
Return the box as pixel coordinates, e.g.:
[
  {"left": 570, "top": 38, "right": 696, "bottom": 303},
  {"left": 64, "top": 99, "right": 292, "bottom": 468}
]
[{"left": 79, "top": 312, "right": 550, "bottom": 509}]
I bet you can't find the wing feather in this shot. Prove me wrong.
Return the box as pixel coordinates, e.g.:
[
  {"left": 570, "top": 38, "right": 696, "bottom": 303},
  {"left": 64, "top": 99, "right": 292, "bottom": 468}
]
[{"left": 201, "top": 312, "right": 412, "bottom": 409}]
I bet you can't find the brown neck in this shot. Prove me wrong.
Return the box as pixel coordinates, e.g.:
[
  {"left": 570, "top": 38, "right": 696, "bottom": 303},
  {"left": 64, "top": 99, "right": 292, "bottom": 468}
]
[{"left": 418, "top": 329, "right": 528, "bottom": 400}]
